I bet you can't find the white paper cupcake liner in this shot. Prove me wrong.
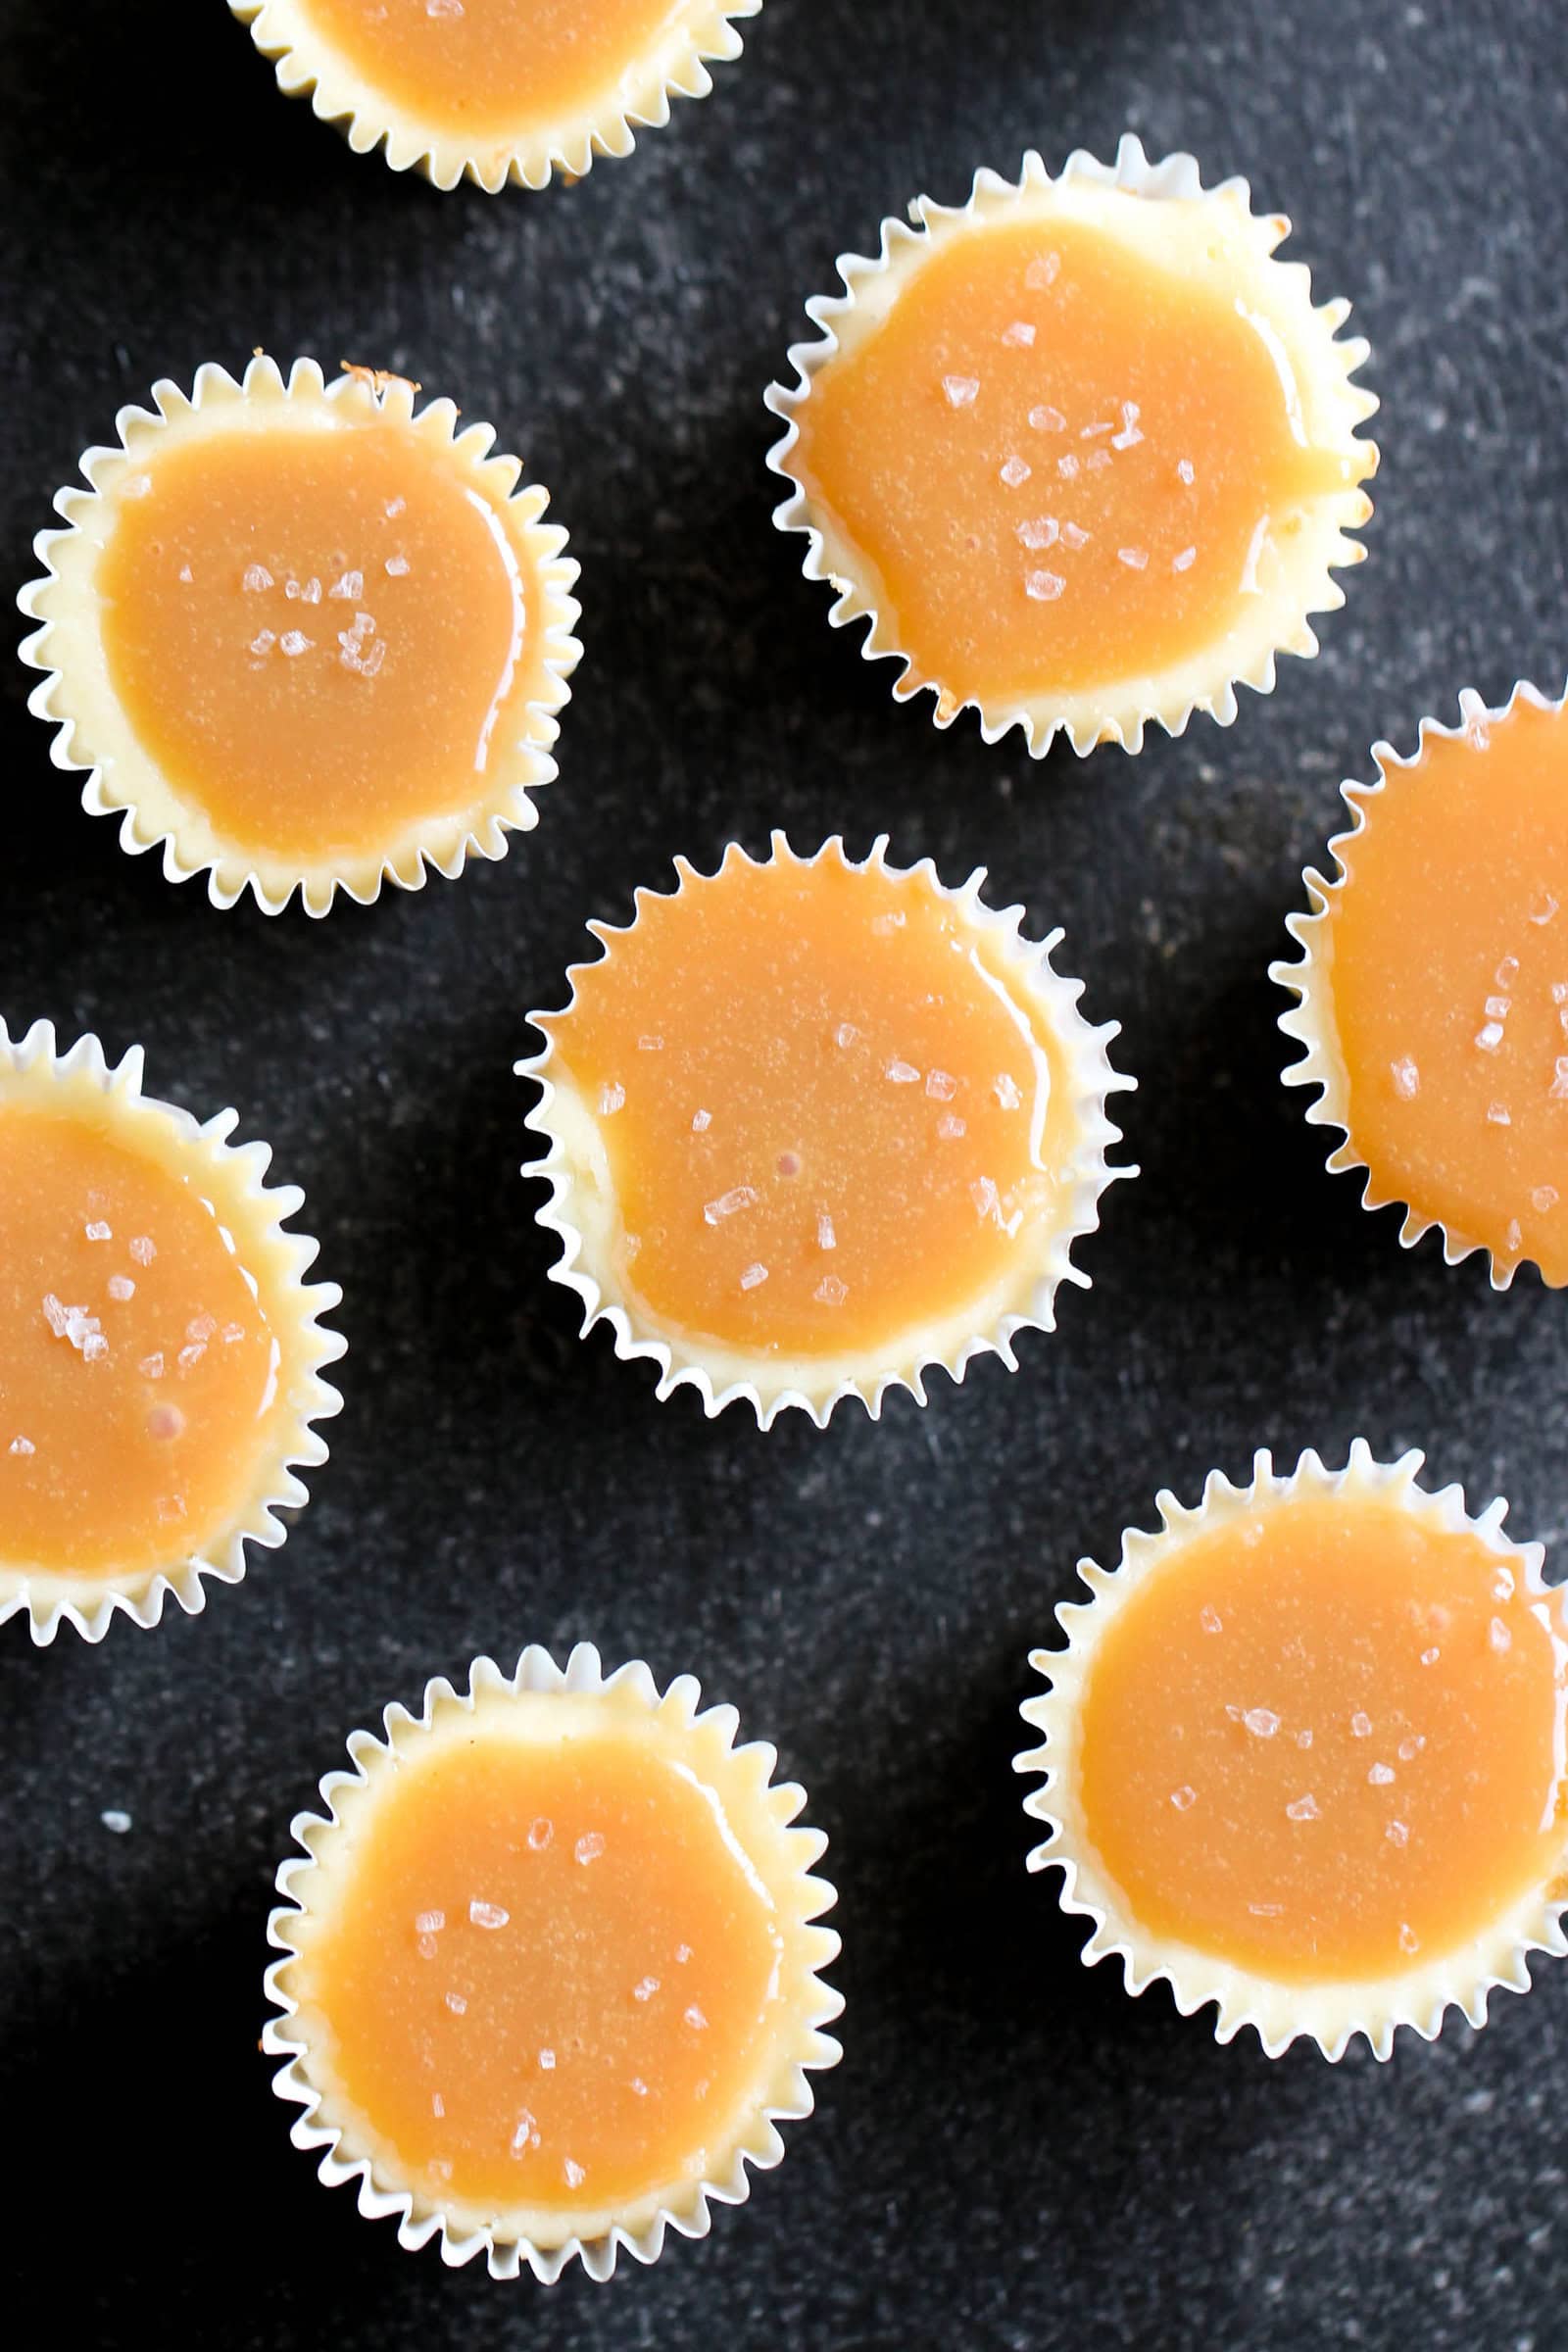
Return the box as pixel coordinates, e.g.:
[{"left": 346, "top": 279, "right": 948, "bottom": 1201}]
[
  {"left": 0, "top": 1019, "right": 345, "bottom": 1645},
  {"left": 1272, "top": 678, "right": 1568, "bottom": 1288},
  {"left": 764, "top": 132, "right": 1378, "bottom": 760},
  {"left": 517, "top": 833, "right": 1136, "bottom": 1428},
  {"left": 229, "top": 0, "right": 761, "bottom": 193},
  {"left": 18, "top": 353, "right": 581, "bottom": 917},
  {"left": 1016, "top": 1441, "right": 1568, "bottom": 2061},
  {"left": 264, "top": 1640, "right": 842, "bottom": 2282}
]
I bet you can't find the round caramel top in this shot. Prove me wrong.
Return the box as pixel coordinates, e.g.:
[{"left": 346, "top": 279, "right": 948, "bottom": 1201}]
[
  {"left": 1076, "top": 1494, "right": 1568, "bottom": 1984},
  {"left": 789, "top": 208, "right": 1365, "bottom": 710},
  {"left": 1327, "top": 695, "right": 1568, "bottom": 1281},
  {"left": 98, "top": 413, "right": 533, "bottom": 865},
  {"left": 294, "top": 0, "right": 685, "bottom": 143},
  {"left": 537, "top": 850, "right": 1082, "bottom": 1362},
  {"left": 0, "top": 1098, "right": 283, "bottom": 1578},
  {"left": 292, "top": 1721, "right": 787, "bottom": 2215}
]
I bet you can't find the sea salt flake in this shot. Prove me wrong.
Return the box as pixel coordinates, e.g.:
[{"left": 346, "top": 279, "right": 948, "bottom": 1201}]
[
  {"left": 1296, "top": 1728, "right": 1313, "bottom": 1749},
  {"left": 469, "top": 1900, "right": 510, "bottom": 1929},
  {"left": 416, "top": 1910, "right": 446, "bottom": 1934},
  {"left": 1351, "top": 1711, "right": 1372, "bottom": 1738},
  {"left": 834, "top": 1022, "right": 858, "bottom": 1049},
  {"left": 108, "top": 1276, "right": 135, "bottom": 1302},
  {"left": 510, "top": 2111, "right": 537, "bottom": 2154},
  {"left": 1286, "top": 1794, "right": 1320, "bottom": 1822},
  {"left": 691, "top": 1107, "right": 711, "bottom": 1133},
  {"left": 385, "top": 554, "right": 412, "bottom": 576},
  {"left": 1486, "top": 995, "right": 1512, "bottom": 1020},
  {"left": 1421, "top": 1645, "right": 1441, "bottom": 1665},
  {"left": 1551, "top": 1059, "right": 1568, "bottom": 1101},
  {"left": 1399, "top": 1923, "right": 1420, "bottom": 1954},
  {"left": 598, "top": 1081, "right": 625, "bottom": 1116},
  {"left": 1111, "top": 401, "right": 1143, "bottom": 450},
  {"left": 177, "top": 564, "right": 193, "bottom": 584},
  {"left": 1061, "top": 521, "right": 1090, "bottom": 549},
  {"left": 445, "top": 1991, "right": 467, "bottom": 2015},
  {"left": 938, "top": 1112, "right": 967, "bottom": 1139},
  {"left": 82, "top": 1335, "right": 109, "bottom": 1363},
  {"left": 1398, "top": 1737, "right": 1425, "bottom": 1762},
  {"left": 1533, "top": 1185, "right": 1558, "bottom": 1212},
  {"left": 1529, "top": 891, "right": 1558, "bottom": 925},
  {"left": 1172, "top": 546, "right": 1197, "bottom": 573},
  {"left": 8, "top": 1436, "right": 35, "bottom": 1458},
  {"left": 138, "top": 1353, "right": 165, "bottom": 1379},
  {"left": 1080, "top": 420, "right": 1114, "bottom": 440},
  {"left": 814, "top": 1274, "right": 849, "bottom": 1306},
  {"left": 1177, "top": 458, "right": 1195, "bottom": 485},
  {"left": 1249, "top": 1902, "right": 1283, "bottom": 1917},
  {"left": 886, "top": 1058, "right": 920, "bottom": 1084},
  {"left": 1025, "top": 569, "right": 1065, "bottom": 602},
  {"left": 1243, "top": 1708, "right": 1280, "bottom": 1739},
  {"left": 1506, "top": 1219, "right": 1523, "bottom": 1252},
  {"left": 85, "top": 1220, "right": 112, "bottom": 1242},
  {"left": 432, "top": 2092, "right": 445, "bottom": 2117},
  {"left": 1493, "top": 1567, "right": 1515, "bottom": 1600},
  {"left": 633, "top": 1976, "right": 660, "bottom": 2002},
  {"left": 1168, "top": 1785, "right": 1197, "bottom": 1813},
  {"left": 527, "top": 1817, "right": 553, "bottom": 1850},
  {"left": 177, "top": 1344, "right": 205, "bottom": 1371},
  {"left": 1028, "top": 404, "right": 1066, "bottom": 432},
  {"left": 970, "top": 1176, "right": 1000, "bottom": 1219},
  {"left": 1489, "top": 1615, "right": 1512, "bottom": 1653},
  {"left": 129, "top": 1237, "right": 155, "bottom": 1265},
  {"left": 942, "top": 373, "right": 980, "bottom": 409},
  {"left": 1488, "top": 1101, "right": 1513, "bottom": 1125},
  {"left": 385, "top": 496, "right": 407, "bottom": 517},
  {"left": 1368, "top": 1762, "right": 1396, "bottom": 1786},
  {"left": 575, "top": 1833, "right": 605, "bottom": 1864},
  {"left": 279, "top": 629, "right": 313, "bottom": 657},
  {"left": 539, "top": 2049, "right": 556, "bottom": 2070},
  {"left": 328, "top": 570, "right": 364, "bottom": 600},
  {"left": 221, "top": 1323, "right": 245, "bottom": 1344},
  {"left": 1387, "top": 1819, "right": 1409, "bottom": 1847},
  {"left": 416, "top": 1934, "right": 438, "bottom": 1960},
  {"left": 1200, "top": 1606, "right": 1223, "bottom": 1635},
  {"left": 1025, "top": 252, "right": 1060, "bottom": 289},
  {"left": 1495, "top": 956, "right": 1520, "bottom": 986},
  {"left": 1475, "top": 1020, "right": 1505, "bottom": 1053},
  {"left": 1087, "top": 449, "right": 1112, "bottom": 471},
  {"left": 563, "top": 2158, "right": 585, "bottom": 2188},
  {"left": 817, "top": 1212, "right": 837, "bottom": 1250},
  {"left": 1002, "top": 320, "right": 1037, "bottom": 348},
  {"left": 242, "top": 564, "right": 273, "bottom": 593},
  {"left": 994, "top": 1072, "right": 1023, "bottom": 1110},
  {"left": 1117, "top": 547, "right": 1149, "bottom": 571},
  {"left": 1000, "top": 456, "right": 1032, "bottom": 489},
  {"left": 684, "top": 2005, "right": 709, "bottom": 2031},
  {"left": 1017, "top": 516, "right": 1058, "bottom": 551},
  {"left": 705, "top": 1185, "right": 759, "bottom": 1225},
  {"left": 740, "top": 1261, "right": 769, "bottom": 1292},
  {"left": 1056, "top": 453, "right": 1080, "bottom": 479}
]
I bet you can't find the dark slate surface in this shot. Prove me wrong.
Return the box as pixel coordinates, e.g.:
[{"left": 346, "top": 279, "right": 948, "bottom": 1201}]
[{"left": 3, "top": 0, "right": 1566, "bottom": 2344}]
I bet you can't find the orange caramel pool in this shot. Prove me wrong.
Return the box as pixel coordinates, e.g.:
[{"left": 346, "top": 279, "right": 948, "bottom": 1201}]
[
  {"left": 0, "top": 1100, "right": 281, "bottom": 1578},
  {"left": 1326, "top": 695, "right": 1568, "bottom": 1282},
  {"left": 787, "top": 211, "right": 1366, "bottom": 710},
  {"left": 98, "top": 416, "right": 531, "bottom": 865},
  {"left": 294, "top": 0, "right": 686, "bottom": 144},
  {"left": 538, "top": 850, "right": 1081, "bottom": 1361},
  {"left": 1076, "top": 1495, "right": 1568, "bottom": 1984},
  {"left": 292, "top": 1725, "right": 786, "bottom": 2214}
]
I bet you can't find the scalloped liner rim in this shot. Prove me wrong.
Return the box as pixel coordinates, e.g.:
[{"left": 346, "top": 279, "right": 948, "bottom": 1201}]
[
  {"left": 263, "top": 1640, "right": 843, "bottom": 2282},
  {"left": 17, "top": 353, "right": 583, "bottom": 916},
  {"left": 763, "top": 131, "right": 1379, "bottom": 762},
  {"left": 1014, "top": 1441, "right": 1568, "bottom": 2061},
  {"left": 0, "top": 1018, "right": 345, "bottom": 1644},
  {"left": 228, "top": 0, "right": 762, "bottom": 193},
  {"left": 1271, "top": 677, "right": 1568, "bottom": 1291},
  {"left": 516, "top": 832, "right": 1137, "bottom": 1429}
]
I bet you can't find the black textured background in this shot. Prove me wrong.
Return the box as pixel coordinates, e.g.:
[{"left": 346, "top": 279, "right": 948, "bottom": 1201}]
[{"left": 3, "top": 2, "right": 1566, "bottom": 2346}]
